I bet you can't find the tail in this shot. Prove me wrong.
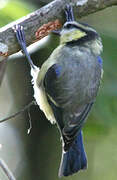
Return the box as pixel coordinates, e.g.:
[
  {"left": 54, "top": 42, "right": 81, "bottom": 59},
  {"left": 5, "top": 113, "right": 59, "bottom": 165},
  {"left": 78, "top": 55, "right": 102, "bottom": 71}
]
[{"left": 58, "top": 131, "right": 87, "bottom": 177}]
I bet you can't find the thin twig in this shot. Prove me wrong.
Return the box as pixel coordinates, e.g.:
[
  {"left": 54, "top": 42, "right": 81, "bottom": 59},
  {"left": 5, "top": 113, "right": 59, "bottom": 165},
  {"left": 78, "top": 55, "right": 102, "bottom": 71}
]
[
  {"left": 0, "top": 100, "right": 36, "bottom": 123},
  {"left": 27, "top": 107, "right": 32, "bottom": 134},
  {"left": 0, "top": 159, "right": 16, "bottom": 180}
]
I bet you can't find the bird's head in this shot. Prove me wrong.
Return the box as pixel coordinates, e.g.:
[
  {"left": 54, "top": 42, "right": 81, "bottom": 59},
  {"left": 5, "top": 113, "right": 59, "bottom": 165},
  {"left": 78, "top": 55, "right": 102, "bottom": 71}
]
[{"left": 52, "top": 5, "right": 103, "bottom": 55}]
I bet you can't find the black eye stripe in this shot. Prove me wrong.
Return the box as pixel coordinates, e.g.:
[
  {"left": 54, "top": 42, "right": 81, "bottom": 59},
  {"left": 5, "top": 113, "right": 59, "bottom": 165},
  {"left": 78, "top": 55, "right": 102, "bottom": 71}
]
[
  {"left": 64, "top": 23, "right": 98, "bottom": 38},
  {"left": 64, "top": 23, "right": 89, "bottom": 33}
]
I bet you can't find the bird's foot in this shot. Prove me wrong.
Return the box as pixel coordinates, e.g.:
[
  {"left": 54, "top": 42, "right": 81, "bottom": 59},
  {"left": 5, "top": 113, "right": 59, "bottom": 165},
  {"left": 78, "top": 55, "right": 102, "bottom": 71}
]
[{"left": 65, "top": 4, "right": 75, "bottom": 22}]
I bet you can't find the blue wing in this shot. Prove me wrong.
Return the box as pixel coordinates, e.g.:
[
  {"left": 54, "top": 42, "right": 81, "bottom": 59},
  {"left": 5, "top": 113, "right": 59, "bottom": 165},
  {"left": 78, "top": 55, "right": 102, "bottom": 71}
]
[
  {"left": 44, "top": 64, "right": 93, "bottom": 177},
  {"left": 44, "top": 64, "right": 93, "bottom": 150},
  {"left": 97, "top": 56, "right": 103, "bottom": 67},
  {"left": 44, "top": 64, "right": 62, "bottom": 105}
]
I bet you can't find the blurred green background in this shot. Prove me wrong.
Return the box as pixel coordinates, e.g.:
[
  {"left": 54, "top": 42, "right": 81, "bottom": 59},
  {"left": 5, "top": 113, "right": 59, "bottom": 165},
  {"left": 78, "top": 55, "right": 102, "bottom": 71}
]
[{"left": 0, "top": 0, "right": 117, "bottom": 180}]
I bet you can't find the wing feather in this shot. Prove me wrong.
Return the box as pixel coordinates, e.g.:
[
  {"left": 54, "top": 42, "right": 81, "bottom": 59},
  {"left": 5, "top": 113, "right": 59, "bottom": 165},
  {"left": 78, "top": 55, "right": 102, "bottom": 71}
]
[{"left": 44, "top": 65, "right": 93, "bottom": 151}]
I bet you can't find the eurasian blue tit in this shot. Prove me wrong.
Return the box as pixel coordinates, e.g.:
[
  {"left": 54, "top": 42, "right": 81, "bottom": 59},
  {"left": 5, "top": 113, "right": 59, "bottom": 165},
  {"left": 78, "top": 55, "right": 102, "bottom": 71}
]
[{"left": 14, "top": 5, "right": 103, "bottom": 177}]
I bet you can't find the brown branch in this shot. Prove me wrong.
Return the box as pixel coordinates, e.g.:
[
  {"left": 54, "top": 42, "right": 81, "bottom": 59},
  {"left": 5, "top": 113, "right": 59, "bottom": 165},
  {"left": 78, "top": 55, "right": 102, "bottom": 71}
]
[{"left": 0, "top": 0, "right": 117, "bottom": 58}]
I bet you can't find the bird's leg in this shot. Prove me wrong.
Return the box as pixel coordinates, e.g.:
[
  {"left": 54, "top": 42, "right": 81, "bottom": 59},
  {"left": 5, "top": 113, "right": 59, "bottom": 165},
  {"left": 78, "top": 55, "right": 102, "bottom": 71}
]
[
  {"left": 65, "top": 4, "right": 75, "bottom": 22},
  {"left": 13, "top": 24, "right": 35, "bottom": 69},
  {"left": 52, "top": 5, "right": 74, "bottom": 35}
]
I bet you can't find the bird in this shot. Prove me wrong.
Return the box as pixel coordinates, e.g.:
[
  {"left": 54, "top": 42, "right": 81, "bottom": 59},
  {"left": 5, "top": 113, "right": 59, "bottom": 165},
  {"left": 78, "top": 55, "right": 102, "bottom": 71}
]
[{"left": 14, "top": 5, "right": 103, "bottom": 177}]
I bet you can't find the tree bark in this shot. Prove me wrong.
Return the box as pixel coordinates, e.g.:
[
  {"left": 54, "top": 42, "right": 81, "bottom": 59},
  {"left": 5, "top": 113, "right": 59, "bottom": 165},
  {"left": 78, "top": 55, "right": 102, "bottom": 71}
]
[
  {"left": 0, "top": 0, "right": 117, "bottom": 57},
  {"left": 0, "top": 59, "right": 7, "bottom": 86}
]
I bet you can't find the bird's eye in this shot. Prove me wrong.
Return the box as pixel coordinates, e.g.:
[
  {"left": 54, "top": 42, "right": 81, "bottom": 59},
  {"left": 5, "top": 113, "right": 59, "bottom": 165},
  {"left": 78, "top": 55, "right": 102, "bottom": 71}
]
[
  {"left": 67, "top": 24, "right": 72, "bottom": 28},
  {"left": 64, "top": 24, "right": 72, "bottom": 29}
]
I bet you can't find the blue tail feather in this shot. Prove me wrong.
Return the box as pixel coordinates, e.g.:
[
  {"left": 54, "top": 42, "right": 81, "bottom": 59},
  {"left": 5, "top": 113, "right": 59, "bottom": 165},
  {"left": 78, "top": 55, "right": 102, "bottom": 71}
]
[{"left": 59, "top": 131, "right": 87, "bottom": 177}]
